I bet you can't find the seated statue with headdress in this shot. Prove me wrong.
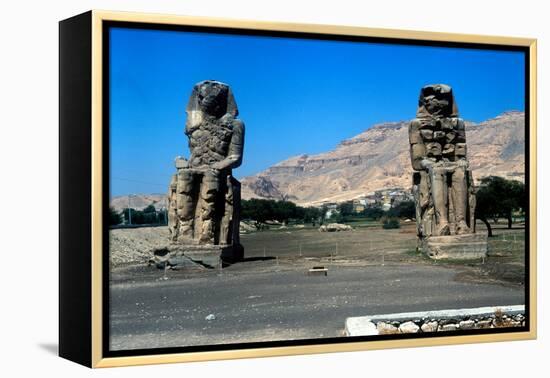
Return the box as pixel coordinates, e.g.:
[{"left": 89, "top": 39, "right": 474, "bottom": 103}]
[
  {"left": 409, "top": 84, "right": 476, "bottom": 240},
  {"left": 167, "top": 80, "right": 244, "bottom": 261}
]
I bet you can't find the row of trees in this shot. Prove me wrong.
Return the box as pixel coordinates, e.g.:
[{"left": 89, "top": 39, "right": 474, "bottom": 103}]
[
  {"left": 240, "top": 177, "right": 525, "bottom": 235},
  {"left": 109, "top": 205, "right": 168, "bottom": 226},
  {"left": 356, "top": 176, "right": 525, "bottom": 236},
  {"left": 361, "top": 200, "right": 416, "bottom": 220},
  {"left": 241, "top": 199, "right": 324, "bottom": 229},
  {"left": 240, "top": 197, "right": 416, "bottom": 228},
  {"left": 109, "top": 177, "right": 525, "bottom": 235},
  {"left": 331, "top": 199, "right": 415, "bottom": 223}
]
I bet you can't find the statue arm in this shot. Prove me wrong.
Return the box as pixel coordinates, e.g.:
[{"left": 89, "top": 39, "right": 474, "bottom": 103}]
[
  {"left": 212, "top": 119, "right": 245, "bottom": 170},
  {"left": 454, "top": 118, "right": 468, "bottom": 166},
  {"left": 409, "top": 120, "right": 428, "bottom": 171},
  {"left": 185, "top": 110, "right": 202, "bottom": 135}
]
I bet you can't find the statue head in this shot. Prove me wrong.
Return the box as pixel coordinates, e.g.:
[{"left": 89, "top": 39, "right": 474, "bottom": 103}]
[
  {"left": 417, "top": 84, "right": 458, "bottom": 118},
  {"left": 186, "top": 80, "right": 238, "bottom": 118}
]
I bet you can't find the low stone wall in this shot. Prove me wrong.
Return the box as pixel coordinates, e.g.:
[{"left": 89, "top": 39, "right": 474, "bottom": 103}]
[{"left": 345, "top": 305, "right": 525, "bottom": 336}]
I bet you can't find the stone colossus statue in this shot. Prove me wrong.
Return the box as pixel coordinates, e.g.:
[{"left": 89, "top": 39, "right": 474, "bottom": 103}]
[
  {"left": 167, "top": 80, "right": 244, "bottom": 259},
  {"left": 409, "top": 84, "right": 476, "bottom": 240}
]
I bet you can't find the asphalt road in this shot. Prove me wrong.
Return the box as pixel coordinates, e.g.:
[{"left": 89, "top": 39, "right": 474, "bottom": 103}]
[{"left": 109, "top": 261, "right": 524, "bottom": 351}]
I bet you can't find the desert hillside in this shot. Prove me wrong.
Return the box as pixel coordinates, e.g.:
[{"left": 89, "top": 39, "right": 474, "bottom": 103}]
[
  {"left": 110, "top": 193, "right": 167, "bottom": 212},
  {"left": 240, "top": 111, "right": 525, "bottom": 206},
  {"left": 110, "top": 111, "right": 524, "bottom": 209}
]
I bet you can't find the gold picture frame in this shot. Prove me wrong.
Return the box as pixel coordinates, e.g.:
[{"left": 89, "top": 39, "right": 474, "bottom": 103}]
[{"left": 59, "top": 9, "right": 537, "bottom": 368}]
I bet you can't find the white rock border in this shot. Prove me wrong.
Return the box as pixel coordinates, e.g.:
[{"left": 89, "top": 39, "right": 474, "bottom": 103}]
[{"left": 345, "top": 305, "right": 525, "bottom": 336}]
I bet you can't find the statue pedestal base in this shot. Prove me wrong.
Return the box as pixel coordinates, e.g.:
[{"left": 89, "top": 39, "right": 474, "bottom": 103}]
[
  {"left": 421, "top": 233, "right": 488, "bottom": 260},
  {"left": 151, "top": 243, "right": 243, "bottom": 269}
]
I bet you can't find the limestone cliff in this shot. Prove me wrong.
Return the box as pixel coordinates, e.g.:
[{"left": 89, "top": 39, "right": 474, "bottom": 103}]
[{"left": 241, "top": 111, "right": 525, "bottom": 206}]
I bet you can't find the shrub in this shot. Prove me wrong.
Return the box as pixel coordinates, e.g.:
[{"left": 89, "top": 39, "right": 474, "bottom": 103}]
[{"left": 382, "top": 218, "right": 400, "bottom": 229}]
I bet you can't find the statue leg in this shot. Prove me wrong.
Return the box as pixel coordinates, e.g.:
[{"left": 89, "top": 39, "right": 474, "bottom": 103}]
[
  {"left": 431, "top": 167, "right": 450, "bottom": 236},
  {"left": 451, "top": 166, "right": 471, "bottom": 235},
  {"left": 417, "top": 171, "right": 432, "bottom": 237},
  {"left": 468, "top": 170, "right": 477, "bottom": 233},
  {"left": 198, "top": 170, "right": 220, "bottom": 244},
  {"left": 219, "top": 175, "right": 233, "bottom": 245},
  {"left": 176, "top": 169, "right": 196, "bottom": 243},
  {"left": 168, "top": 174, "right": 178, "bottom": 242}
]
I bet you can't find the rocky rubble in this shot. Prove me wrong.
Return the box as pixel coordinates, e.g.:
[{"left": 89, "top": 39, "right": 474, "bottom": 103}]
[
  {"left": 109, "top": 226, "right": 169, "bottom": 266},
  {"left": 319, "top": 223, "right": 353, "bottom": 232},
  {"left": 357, "top": 313, "right": 525, "bottom": 335}
]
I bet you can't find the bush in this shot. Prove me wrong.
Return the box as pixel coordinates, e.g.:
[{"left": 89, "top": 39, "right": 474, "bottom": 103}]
[{"left": 382, "top": 218, "right": 400, "bottom": 229}]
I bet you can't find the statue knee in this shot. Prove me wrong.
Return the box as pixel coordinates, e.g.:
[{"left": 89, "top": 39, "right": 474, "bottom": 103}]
[
  {"left": 200, "top": 172, "right": 220, "bottom": 200},
  {"left": 176, "top": 195, "right": 195, "bottom": 220},
  {"left": 177, "top": 170, "right": 195, "bottom": 194}
]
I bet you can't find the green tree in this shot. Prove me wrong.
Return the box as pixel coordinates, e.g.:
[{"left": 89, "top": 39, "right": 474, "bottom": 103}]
[
  {"left": 475, "top": 176, "right": 526, "bottom": 236},
  {"left": 157, "top": 210, "right": 167, "bottom": 225},
  {"left": 338, "top": 201, "right": 354, "bottom": 220},
  {"left": 122, "top": 207, "right": 146, "bottom": 225},
  {"left": 143, "top": 204, "right": 156, "bottom": 213},
  {"left": 140, "top": 204, "right": 157, "bottom": 224},
  {"left": 302, "top": 207, "right": 322, "bottom": 225},
  {"left": 241, "top": 199, "right": 274, "bottom": 229},
  {"left": 363, "top": 205, "right": 384, "bottom": 220},
  {"left": 272, "top": 200, "right": 298, "bottom": 224},
  {"left": 241, "top": 199, "right": 328, "bottom": 229},
  {"left": 388, "top": 200, "right": 416, "bottom": 219},
  {"left": 109, "top": 207, "right": 123, "bottom": 226},
  {"left": 319, "top": 205, "right": 329, "bottom": 225}
]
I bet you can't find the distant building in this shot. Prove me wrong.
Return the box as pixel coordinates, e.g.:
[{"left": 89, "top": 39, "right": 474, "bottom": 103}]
[
  {"left": 352, "top": 203, "right": 366, "bottom": 213},
  {"left": 350, "top": 187, "right": 414, "bottom": 211}
]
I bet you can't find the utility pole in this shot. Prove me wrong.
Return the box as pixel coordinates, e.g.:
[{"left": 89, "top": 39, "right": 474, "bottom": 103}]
[{"left": 128, "top": 194, "right": 133, "bottom": 225}]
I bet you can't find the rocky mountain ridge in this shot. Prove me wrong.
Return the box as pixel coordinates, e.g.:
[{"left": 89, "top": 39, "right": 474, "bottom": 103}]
[
  {"left": 110, "top": 111, "right": 525, "bottom": 210},
  {"left": 241, "top": 111, "right": 525, "bottom": 206}
]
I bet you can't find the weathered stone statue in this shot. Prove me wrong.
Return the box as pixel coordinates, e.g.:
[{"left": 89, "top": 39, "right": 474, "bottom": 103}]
[
  {"left": 165, "top": 80, "right": 245, "bottom": 267},
  {"left": 409, "top": 84, "right": 487, "bottom": 259}
]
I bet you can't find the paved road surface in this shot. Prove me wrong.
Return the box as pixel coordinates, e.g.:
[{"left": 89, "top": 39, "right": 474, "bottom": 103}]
[{"left": 109, "top": 261, "right": 524, "bottom": 351}]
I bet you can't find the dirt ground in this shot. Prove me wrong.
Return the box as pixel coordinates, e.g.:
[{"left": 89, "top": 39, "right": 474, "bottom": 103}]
[
  {"left": 108, "top": 222, "right": 526, "bottom": 350},
  {"left": 109, "top": 222, "right": 526, "bottom": 285}
]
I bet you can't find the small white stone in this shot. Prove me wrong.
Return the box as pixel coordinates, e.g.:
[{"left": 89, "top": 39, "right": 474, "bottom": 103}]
[
  {"left": 345, "top": 319, "right": 378, "bottom": 336},
  {"left": 459, "top": 320, "right": 475, "bottom": 330},
  {"left": 421, "top": 321, "right": 438, "bottom": 333},
  {"left": 377, "top": 322, "right": 399, "bottom": 334},
  {"left": 399, "top": 321, "right": 420, "bottom": 333}
]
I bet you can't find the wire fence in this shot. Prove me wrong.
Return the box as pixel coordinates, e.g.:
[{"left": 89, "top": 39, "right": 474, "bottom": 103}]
[
  {"left": 242, "top": 236, "right": 416, "bottom": 261},
  {"left": 487, "top": 232, "right": 525, "bottom": 256},
  {"left": 241, "top": 227, "right": 526, "bottom": 263}
]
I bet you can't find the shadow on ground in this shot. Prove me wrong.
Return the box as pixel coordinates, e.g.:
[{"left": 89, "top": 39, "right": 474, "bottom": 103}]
[{"left": 38, "top": 343, "right": 58, "bottom": 355}]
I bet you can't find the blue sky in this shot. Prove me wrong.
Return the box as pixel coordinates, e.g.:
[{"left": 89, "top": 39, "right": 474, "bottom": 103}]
[{"left": 109, "top": 27, "right": 525, "bottom": 197}]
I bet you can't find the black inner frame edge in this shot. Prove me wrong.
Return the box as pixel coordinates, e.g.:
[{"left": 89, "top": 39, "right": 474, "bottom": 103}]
[{"left": 101, "top": 19, "right": 531, "bottom": 359}]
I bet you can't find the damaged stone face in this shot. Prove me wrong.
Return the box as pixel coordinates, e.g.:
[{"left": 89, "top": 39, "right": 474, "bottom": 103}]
[
  {"left": 166, "top": 80, "right": 245, "bottom": 266},
  {"left": 409, "top": 84, "right": 487, "bottom": 259}
]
